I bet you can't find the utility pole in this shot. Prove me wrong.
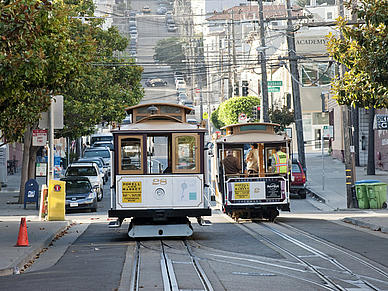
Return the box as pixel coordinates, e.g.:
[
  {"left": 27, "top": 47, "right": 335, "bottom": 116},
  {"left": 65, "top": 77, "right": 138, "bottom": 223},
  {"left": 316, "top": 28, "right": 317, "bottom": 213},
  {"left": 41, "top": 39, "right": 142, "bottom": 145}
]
[
  {"left": 286, "top": 0, "right": 306, "bottom": 171},
  {"left": 337, "top": 0, "right": 356, "bottom": 207},
  {"left": 258, "top": 0, "right": 269, "bottom": 122},
  {"left": 227, "top": 21, "right": 233, "bottom": 99},
  {"left": 231, "top": 12, "right": 238, "bottom": 97}
]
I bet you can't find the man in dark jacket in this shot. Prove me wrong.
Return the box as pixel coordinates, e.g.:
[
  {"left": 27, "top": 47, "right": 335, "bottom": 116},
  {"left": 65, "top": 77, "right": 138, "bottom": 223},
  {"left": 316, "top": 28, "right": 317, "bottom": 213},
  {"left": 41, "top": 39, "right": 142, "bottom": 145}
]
[{"left": 222, "top": 149, "right": 241, "bottom": 175}]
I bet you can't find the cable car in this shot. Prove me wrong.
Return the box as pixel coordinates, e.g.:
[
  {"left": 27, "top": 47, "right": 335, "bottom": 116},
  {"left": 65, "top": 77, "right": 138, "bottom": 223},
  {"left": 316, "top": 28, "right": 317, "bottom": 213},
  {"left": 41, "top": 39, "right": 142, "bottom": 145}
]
[
  {"left": 211, "top": 122, "right": 291, "bottom": 221},
  {"left": 108, "top": 103, "right": 212, "bottom": 237}
]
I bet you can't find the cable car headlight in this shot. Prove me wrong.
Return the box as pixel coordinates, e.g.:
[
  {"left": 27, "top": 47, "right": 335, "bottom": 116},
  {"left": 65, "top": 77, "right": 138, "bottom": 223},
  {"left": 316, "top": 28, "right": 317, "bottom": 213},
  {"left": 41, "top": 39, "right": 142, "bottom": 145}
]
[{"left": 154, "top": 188, "right": 166, "bottom": 200}]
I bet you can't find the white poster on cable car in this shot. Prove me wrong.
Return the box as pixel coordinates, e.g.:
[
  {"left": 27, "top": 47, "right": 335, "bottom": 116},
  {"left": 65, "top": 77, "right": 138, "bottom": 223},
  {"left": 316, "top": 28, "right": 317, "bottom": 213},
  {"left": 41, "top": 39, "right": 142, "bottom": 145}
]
[{"left": 117, "top": 175, "right": 203, "bottom": 209}]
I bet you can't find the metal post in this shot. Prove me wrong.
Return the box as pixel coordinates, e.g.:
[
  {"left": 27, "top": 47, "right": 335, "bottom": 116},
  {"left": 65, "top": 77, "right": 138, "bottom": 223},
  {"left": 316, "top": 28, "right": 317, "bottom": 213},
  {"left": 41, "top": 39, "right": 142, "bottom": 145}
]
[{"left": 322, "top": 133, "right": 324, "bottom": 190}]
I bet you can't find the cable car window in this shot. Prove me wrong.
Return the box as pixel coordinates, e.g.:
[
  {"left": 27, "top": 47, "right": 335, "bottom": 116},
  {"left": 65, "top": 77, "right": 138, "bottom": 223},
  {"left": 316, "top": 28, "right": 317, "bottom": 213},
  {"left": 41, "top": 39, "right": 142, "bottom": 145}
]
[
  {"left": 147, "top": 135, "right": 169, "bottom": 174},
  {"left": 160, "top": 106, "right": 181, "bottom": 114},
  {"left": 172, "top": 133, "right": 200, "bottom": 173},
  {"left": 119, "top": 136, "right": 143, "bottom": 174}
]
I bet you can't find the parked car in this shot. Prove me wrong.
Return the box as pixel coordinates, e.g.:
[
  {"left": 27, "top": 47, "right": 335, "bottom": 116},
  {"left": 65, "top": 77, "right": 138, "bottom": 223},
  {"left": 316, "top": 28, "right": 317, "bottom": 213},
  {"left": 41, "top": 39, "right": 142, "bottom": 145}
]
[
  {"left": 92, "top": 141, "right": 114, "bottom": 150},
  {"left": 64, "top": 163, "right": 104, "bottom": 201},
  {"left": 167, "top": 24, "right": 177, "bottom": 32},
  {"left": 166, "top": 18, "right": 175, "bottom": 25},
  {"left": 145, "top": 78, "right": 167, "bottom": 87},
  {"left": 176, "top": 87, "right": 186, "bottom": 96},
  {"left": 176, "top": 80, "right": 186, "bottom": 89},
  {"left": 61, "top": 176, "right": 97, "bottom": 212},
  {"left": 142, "top": 6, "right": 151, "bottom": 13},
  {"left": 130, "top": 31, "right": 138, "bottom": 39},
  {"left": 178, "top": 93, "right": 189, "bottom": 102},
  {"left": 157, "top": 6, "right": 167, "bottom": 15},
  {"left": 175, "top": 76, "right": 185, "bottom": 84},
  {"left": 180, "top": 100, "right": 194, "bottom": 109},
  {"left": 83, "top": 147, "right": 111, "bottom": 175},
  {"left": 291, "top": 159, "right": 307, "bottom": 199},
  {"left": 74, "top": 158, "right": 108, "bottom": 183},
  {"left": 165, "top": 11, "right": 173, "bottom": 19}
]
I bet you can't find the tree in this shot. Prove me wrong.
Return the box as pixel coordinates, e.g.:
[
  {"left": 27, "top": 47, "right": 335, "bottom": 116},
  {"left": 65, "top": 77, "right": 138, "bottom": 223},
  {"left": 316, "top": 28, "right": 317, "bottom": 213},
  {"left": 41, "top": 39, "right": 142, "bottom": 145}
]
[
  {"left": 58, "top": 24, "right": 144, "bottom": 140},
  {"left": 0, "top": 0, "right": 97, "bottom": 203},
  {"left": 268, "top": 106, "right": 295, "bottom": 133},
  {"left": 154, "top": 37, "right": 186, "bottom": 71},
  {"left": 0, "top": 0, "right": 144, "bottom": 203},
  {"left": 326, "top": 0, "right": 388, "bottom": 108},
  {"left": 211, "top": 96, "right": 261, "bottom": 127},
  {"left": 210, "top": 106, "right": 224, "bottom": 130},
  {"left": 0, "top": 0, "right": 95, "bottom": 145}
]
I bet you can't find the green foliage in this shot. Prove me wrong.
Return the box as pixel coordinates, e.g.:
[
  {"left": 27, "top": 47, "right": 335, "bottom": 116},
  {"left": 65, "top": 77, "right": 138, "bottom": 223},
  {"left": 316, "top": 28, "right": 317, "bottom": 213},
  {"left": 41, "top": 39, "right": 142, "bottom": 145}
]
[
  {"left": 58, "top": 8, "right": 144, "bottom": 140},
  {"left": 268, "top": 106, "right": 295, "bottom": 132},
  {"left": 211, "top": 96, "right": 260, "bottom": 127},
  {"left": 0, "top": 0, "right": 96, "bottom": 143},
  {"left": 154, "top": 37, "right": 186, "bottom": 71},
  {"left": 210, "top": 106, "right": 224, "bottom": 130},
  {"left": 326, "top": 0, "right": 388, "bottom": 108}
]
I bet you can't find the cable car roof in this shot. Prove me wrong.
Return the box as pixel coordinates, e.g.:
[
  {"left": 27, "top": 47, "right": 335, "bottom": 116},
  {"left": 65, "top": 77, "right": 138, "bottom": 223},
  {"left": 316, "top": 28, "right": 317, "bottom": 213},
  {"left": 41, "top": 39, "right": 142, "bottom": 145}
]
[
  {"left": 217, "top": 122, "right": 290, "bottom": 143},
  {"left": 113, "top": 118, "right": 207, "bottom": 132},
  {"left": 216, "top": 132, "right": 290, "bottom": 144}
]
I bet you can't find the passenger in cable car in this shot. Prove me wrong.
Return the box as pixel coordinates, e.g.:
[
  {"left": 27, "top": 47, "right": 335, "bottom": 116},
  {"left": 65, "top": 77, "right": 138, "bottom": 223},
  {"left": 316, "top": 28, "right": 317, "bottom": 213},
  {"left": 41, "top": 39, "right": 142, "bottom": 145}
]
[
  {"left": 246, "top": 143, "right": 259, "bottom": 175},
  {"left": 222, "top": 149, "right": 241, "bottom": 176},
  {"left": 271, "top": 146, "right": 291, "bottom": 174}
]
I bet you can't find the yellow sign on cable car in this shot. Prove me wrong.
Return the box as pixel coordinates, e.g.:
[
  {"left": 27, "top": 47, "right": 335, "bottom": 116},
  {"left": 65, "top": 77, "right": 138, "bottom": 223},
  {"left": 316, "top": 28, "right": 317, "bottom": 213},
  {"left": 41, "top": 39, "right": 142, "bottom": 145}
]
[
  {"left": 234, "top": 183, "right": 250, "bottom": 200},
  {"left": 122, "top": 181, "right": 142, "bottom": 203}
]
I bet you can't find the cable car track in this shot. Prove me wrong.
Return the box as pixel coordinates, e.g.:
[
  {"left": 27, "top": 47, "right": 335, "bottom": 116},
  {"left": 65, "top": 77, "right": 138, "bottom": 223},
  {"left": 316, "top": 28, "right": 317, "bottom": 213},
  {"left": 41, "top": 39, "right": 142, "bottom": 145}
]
[
  {"left": 129, "top": 240, "right": 214, "bottom": 291},
  {"left": 237, "top": 220, "right": 388, "bottom": 290},
  {"left": 177, "top": 214, "right": 388, "bottom": 291}
]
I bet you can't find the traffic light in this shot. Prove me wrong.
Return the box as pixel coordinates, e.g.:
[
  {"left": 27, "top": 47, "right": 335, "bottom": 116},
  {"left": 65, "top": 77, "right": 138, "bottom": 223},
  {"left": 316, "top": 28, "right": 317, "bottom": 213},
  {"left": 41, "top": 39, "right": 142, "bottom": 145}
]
[
  {"left": 252, "top": 106, "right": 257, "bottom": 120},
  {"left": 256, "top": 106, "right": 261, "bottom": 121},
  {"left": 234, "top": 83, "right": 239, "bottom": 96},
  {"left": 242, "top": 81, "right": 249, "bottom": 96}
]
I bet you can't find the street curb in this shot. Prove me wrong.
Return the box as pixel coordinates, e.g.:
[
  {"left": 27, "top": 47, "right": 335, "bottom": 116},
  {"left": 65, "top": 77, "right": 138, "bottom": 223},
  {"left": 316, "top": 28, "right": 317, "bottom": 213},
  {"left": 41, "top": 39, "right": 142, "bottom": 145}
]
[
  {"left": 306, "top": 187, "right": 326, "bottom": 203},
  {"left": 342, "top": 217, "right": 388, "bottom": 234},
  {"left": 0, "top": 221, "right": 70, "bottom": 276}
]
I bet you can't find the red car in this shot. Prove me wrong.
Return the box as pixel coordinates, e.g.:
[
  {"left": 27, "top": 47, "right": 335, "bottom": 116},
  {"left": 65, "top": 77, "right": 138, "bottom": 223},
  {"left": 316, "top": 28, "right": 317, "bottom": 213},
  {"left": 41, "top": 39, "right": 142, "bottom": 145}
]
[{"left": 291, "top": 159, "right": 306, "bottom": 199}]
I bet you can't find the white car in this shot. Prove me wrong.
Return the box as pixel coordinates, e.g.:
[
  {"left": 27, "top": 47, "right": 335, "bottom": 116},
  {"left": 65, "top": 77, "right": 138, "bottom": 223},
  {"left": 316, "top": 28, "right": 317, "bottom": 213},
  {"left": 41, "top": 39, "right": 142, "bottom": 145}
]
[
  {"left": 176, "top": 80, "right": 186, "bottom": 89},
  {"left": 64, "top": 163, "right": 104, "bottom": 201},
  {"left": 83, "top": 147, "right": 111, "bottom": 175}
]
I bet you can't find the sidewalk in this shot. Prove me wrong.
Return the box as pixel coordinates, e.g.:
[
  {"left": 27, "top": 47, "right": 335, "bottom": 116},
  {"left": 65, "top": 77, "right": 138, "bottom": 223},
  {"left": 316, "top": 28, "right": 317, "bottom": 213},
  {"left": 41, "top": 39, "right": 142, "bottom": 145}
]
[
  {"left": 0, "top": 171, "right": 69, "bottom": 275},
  {"left": 305, "top": 152, "right": 388, "bottom": 233},
  {"left": 1, "top": 154, "right": 388, "bottom": 276}
]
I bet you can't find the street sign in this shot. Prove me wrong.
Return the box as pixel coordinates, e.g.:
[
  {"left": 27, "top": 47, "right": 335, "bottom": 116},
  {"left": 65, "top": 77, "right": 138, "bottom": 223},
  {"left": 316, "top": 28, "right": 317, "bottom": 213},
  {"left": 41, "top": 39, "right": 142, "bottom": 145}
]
[
  {"left": 238, "top": 113, "right": 247, "bottom": 123},
  {"left": 203, "top": 112, "right": 208, "bottom": 119},
  {"left": 32, "top": 129, "right": 47, "bottom": 146},
  {"left": 36, "top": 163, "right": 47, "bottom": 177},
  {"left": 268, "top": 87, "right": 281, "bottom": 92},
  {"left": 323, "top": 125, "right": 333, "bottom": 139},
  {"left": 268, "top": 81, "right": 283, "bottom": 86}
]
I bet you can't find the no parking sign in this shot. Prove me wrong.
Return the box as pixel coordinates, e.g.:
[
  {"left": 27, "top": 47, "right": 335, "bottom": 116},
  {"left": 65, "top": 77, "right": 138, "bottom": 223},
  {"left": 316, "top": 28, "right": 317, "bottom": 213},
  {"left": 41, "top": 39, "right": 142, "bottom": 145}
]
[{"left": 238, "top": 113, "right": 247, "bottom": 124}]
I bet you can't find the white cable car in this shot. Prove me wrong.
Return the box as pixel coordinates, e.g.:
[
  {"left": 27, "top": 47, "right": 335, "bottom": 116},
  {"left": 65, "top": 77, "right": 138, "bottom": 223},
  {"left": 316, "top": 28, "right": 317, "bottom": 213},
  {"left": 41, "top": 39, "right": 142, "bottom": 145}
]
[{"left": 108, "top": 103, "right": 211, "bottom": 237}]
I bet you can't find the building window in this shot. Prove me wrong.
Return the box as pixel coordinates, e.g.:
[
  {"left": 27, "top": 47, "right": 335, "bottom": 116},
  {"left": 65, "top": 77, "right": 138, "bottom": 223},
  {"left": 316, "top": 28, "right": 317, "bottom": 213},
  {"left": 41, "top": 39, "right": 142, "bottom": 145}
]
[
  {"left": 301, "top": 63, "right": 338, "bottom": 86},
  {"left": 327, "top": 12, "right": 333, "bottom": 19}
]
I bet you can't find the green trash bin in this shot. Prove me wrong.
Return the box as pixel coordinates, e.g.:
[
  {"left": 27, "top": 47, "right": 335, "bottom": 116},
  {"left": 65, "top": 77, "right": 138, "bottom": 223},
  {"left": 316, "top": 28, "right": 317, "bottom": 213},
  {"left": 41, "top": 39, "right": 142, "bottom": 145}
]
[
  {"left": 366, "top": 183, "right": 388, "bottom": 209},
  {"left": 355, "top": 184, "right": 369, "bottom": 209}
]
